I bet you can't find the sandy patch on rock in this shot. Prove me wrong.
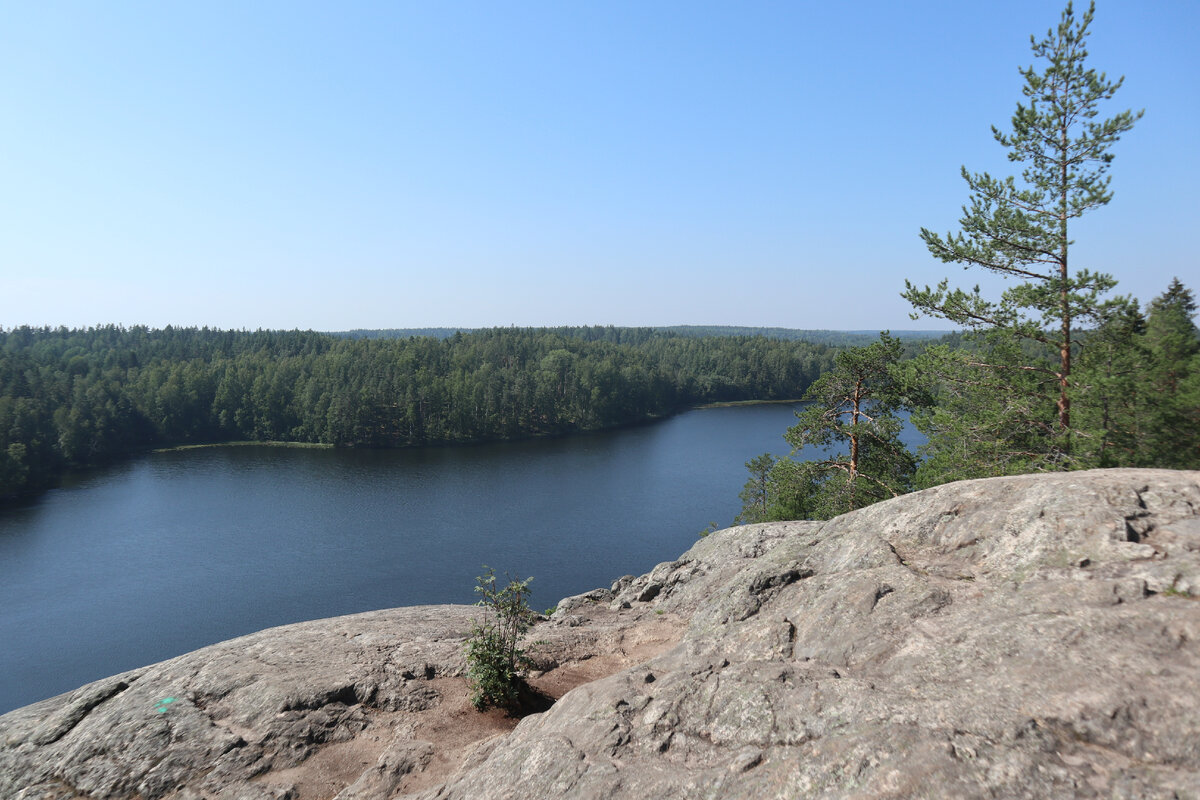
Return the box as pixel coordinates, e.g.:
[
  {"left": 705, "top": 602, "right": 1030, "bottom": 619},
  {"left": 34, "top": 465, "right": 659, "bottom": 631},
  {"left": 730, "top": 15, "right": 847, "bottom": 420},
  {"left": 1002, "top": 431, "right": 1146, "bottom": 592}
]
[{"left": 253, "top": 613, "right": 683, "bottom": 799}]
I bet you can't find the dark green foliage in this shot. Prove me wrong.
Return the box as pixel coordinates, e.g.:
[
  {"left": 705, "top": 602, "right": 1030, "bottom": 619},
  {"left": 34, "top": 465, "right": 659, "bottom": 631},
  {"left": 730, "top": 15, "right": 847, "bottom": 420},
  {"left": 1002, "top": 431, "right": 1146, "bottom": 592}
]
[
  {"left": 726, "top": 5, "right": 1189, "bottom": 507},
  {"left": 782, "top": 333, "right": 917, "bottom": 518},
  {"left": 734, "top": 453, "right": 777, "bottom": 524},
  {"left": 905, "top": 334, "right": 1064, "bottom": 486},
  {"left": 912, "top": 278, "right": 1200, "bottom": 486},
  {"left": 333, "top": 326, "right": 949, "bottom": 347},
  {"left": 733, "top": 453, "right": 817, "bottom": 524},
  {"left": 737, "top": 334, "right": 917, "bottom": 522},
  {"left": 333, "top": 328, "right": 469, "bottom": 340},
  {"left": 464, "top": 568, "right": 536, "bottom": 712},
  {"left": 1072, "top": 279, "right": 1200, "bottom": 469},
  {"left": 654, "top": 327, "right": 948, "bottom": 347},
  {"left": 904, "top": 1, "right": 1141, "bottom": 454},
  {"left": 1143, "top": 280, "right": 1200, "bottom": 467},
  {"left": 0, "top": 325, "right": 838, "bottom": 501},
  {"left": 1071, "top": 296, "right": 1151, "bottom": 467}
]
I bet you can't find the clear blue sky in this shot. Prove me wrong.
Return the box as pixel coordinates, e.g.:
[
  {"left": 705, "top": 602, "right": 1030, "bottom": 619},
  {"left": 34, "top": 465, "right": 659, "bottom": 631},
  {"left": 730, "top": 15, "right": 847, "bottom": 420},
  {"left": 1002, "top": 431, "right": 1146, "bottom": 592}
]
[{"left": 1, "top": 1, "right": 1195, "bottom": 331}]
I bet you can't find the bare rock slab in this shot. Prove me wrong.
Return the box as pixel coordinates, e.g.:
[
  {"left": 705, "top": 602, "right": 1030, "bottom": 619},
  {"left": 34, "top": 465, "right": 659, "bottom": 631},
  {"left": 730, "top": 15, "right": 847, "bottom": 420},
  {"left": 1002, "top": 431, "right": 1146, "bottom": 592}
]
[{"left": 4, "top": 468, "right": 1199, "bottom": 799}]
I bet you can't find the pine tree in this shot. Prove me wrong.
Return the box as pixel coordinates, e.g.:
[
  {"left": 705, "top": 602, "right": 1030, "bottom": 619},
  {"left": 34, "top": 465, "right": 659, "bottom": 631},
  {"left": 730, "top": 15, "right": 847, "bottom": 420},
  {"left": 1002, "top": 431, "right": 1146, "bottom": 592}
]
[
  {"left": 903, "top": 1, "right": 1141, "bottom": 462},
  {"left": 734, "top": 453, "right": 817, "bottom": 524},
  {"left": 780, "top": 333, "right": 916, "bottom": 518},
  {"left": 735, "top": 453, "right": 777, "bottom": 524}
]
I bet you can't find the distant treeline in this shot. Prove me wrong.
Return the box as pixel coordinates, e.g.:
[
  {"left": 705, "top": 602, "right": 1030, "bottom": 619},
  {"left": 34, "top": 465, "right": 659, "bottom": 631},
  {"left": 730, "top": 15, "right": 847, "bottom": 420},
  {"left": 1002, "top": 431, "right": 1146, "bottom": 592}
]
[
  {"left": 0, "top": 325, "right": 842, "bottom": 501},
  {"left": 334, "top": 326, "right": 949, "bottom": 349}
]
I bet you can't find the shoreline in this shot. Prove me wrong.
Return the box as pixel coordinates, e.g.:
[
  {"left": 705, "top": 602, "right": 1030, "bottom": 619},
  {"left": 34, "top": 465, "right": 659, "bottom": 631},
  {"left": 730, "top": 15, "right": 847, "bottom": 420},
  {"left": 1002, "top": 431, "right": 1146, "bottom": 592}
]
[
  {"left": 152, "top": 441, "right": 335, "bottom": 453},
  {"left": 693, "top": 398, "right": 803, "bottom": 409}
]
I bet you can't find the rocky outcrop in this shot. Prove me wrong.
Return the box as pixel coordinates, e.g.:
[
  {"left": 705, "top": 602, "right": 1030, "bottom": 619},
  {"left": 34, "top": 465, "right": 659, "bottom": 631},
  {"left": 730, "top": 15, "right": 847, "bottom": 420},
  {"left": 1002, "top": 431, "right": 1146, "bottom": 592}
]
[{"left": 3, "top": 469, "right": 1200, "bottom": 799}]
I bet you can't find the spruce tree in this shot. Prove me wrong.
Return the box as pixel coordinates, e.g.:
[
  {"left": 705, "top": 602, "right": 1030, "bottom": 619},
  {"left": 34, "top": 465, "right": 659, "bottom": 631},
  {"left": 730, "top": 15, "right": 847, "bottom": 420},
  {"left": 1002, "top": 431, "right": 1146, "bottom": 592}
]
[
  {"left": 1071, "top": 296, "right": 1149, "bottom": 467},
  {"left": 903, "top": 1, "right": 1141, "bottom": 460},
  {"left": 1141, "top": 279, "right": 1200, "bottom": 467}
]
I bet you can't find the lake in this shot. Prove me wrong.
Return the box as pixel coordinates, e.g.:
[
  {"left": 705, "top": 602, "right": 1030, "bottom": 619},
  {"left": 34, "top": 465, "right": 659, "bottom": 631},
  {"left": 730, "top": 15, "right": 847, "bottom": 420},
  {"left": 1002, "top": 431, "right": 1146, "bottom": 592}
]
[{"left": 0, "top": 403, "right": 922, "bottom": 714}]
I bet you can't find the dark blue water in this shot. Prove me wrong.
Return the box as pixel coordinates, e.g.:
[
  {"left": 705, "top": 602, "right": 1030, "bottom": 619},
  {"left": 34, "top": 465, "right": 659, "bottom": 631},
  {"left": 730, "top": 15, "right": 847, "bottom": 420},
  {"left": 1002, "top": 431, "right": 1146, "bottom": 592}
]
[{"left": 0, "top": 404, "right": 921, "bottom": 714}]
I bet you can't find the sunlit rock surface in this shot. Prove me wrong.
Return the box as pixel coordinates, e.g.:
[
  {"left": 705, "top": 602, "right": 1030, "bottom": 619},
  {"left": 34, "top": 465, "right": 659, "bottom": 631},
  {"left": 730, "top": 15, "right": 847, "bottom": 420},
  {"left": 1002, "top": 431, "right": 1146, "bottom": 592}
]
[{"left": 3, "top": 469, "right": 1199, "bottom": 799}]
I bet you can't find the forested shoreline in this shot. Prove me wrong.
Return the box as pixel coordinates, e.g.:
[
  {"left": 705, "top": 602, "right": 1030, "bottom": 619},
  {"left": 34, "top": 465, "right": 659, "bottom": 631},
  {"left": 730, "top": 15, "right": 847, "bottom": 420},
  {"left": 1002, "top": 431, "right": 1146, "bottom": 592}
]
[
  {"left": 0, "top": 325, "right": 839, "bottom": 502},
  {"left": 734, "top": 284, "right": 1200, "bottom": 526},
  {"left": 733, "top": 4, "right": 1199, "bottom": 526}
]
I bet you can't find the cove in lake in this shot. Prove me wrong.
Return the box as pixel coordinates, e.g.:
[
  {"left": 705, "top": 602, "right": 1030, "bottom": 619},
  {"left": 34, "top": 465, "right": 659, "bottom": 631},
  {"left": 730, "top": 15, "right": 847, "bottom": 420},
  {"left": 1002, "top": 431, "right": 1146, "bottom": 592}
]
[{"left": 0, "top": 404, "right": 923, "bottom": 714}]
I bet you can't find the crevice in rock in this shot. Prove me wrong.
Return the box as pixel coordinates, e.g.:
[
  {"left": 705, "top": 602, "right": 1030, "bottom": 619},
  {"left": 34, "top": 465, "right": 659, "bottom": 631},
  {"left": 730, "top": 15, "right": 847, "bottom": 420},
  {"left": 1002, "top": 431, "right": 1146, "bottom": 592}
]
[
  {"left": 1123, "top": 488, "right": 1161, "bottom": 543},
  {"left": 883, "top": 540, "right": 926, "bottom": 576},
  {"left": 283, "top": 685, "right": 362, "bottom": 712},
  {"left": 869, "top": 584, "right": 895, "bottom": 612},
  {"left": 637, "top": 583, "right": 662, "bottom": 602},
  {"left": 1133, "top": 486, "right": 1149, "bottom": 509},
  {"left": 31, "top": 676, "right": 137, "bottom": 746},
  {"left": 727, "top": 567, "right": 813, "bottom": 623},
  {"left": 399, "top": 663, "right": 438, "bottom": 681},
  {"left": 731, "top": 749, "right": 763, "bottom": 772},
  {"left": 508, "top": 681, "right": 556, "bottom": 718},
  {"left": 1124, "top": 515, "right": 1154, "bottom": 543},
  {"left": 783, "top": 617, "right": 797, "bottom": 660},
  {"left": 748, "top": 567, "right": 811, "bottom": 597}
]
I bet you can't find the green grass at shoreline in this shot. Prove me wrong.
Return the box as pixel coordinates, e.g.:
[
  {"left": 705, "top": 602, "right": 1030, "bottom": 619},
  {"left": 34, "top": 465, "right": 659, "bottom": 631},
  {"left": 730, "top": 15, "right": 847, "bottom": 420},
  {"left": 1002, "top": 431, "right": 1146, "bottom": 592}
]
[
  {"left": 152, "top": 441, "right": 334, "bottom": 453},
  {"left": 694, "top": 398, "right": 803, "bottom": 409},
  {"left": 153, "top": 402, "right": 799, "bottom": 455}
]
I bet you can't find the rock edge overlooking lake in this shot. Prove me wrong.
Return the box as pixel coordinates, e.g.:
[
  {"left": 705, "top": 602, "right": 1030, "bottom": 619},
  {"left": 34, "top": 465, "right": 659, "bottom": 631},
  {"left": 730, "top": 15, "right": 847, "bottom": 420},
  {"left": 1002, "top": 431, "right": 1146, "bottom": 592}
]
[{"left": 3, "top": 468, "right": 1199, "bottom": 799}]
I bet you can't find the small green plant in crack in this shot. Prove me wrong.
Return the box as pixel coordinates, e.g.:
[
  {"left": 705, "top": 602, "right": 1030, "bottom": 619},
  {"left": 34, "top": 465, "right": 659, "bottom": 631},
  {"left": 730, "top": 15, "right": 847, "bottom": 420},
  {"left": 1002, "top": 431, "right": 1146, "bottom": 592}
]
[{"left": 464, "top": 567, "right": 537, "bottom": 712}]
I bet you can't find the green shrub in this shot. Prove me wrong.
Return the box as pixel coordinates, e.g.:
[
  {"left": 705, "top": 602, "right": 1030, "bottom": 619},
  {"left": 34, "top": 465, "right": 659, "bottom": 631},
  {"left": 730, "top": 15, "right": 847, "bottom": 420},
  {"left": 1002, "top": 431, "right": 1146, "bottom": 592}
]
[{"left": 464, "top": 567, "right": 536, "bottom": 711}]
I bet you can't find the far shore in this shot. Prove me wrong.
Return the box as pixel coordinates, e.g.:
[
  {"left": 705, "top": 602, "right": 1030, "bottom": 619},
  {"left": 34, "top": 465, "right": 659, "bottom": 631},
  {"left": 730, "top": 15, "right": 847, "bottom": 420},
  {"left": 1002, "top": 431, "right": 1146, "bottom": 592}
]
[
  {"left": 152, "top": 441, "right": 334, "bottom": 453},
  {"left": 153, "top": 402, "right": 804, "bottom": 453},
  {"left": 694, "top": 398, "right": 803, "bottom": 409}
]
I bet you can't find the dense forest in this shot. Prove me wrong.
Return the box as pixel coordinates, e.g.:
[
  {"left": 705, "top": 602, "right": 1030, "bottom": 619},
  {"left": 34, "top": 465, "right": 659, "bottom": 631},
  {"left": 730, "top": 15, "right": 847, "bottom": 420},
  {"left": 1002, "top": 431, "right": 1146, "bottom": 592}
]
[
  {"left": 338, "top": 325, "right": 947, "bottom": 349},
  {"left": 0, "top": 325, "right": 838, "bottom": 502},
  {"left": 735, "top": 281, "right": 1200, "bottom": 525},
  {"left": 734, "top": 4, "right": 1199, "bottom": 526}
]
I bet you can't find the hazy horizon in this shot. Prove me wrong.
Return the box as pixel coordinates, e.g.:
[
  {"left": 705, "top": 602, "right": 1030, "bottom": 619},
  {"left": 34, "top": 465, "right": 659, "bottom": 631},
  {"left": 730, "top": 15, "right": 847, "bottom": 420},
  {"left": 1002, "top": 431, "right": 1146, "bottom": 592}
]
[
  {"left": 0, "top": 322, "right": 958, "bottom": 336},
  {"left": 3, "top": 1, "right": 1195, "bottom": 331}
]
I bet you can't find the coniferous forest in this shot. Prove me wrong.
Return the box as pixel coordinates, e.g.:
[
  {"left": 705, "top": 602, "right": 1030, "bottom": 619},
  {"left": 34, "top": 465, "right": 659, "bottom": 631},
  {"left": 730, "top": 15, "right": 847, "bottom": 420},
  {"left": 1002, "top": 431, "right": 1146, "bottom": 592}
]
[
  {"left": 734, "top": 3, "right": 1199, "bottom": 526},
  {"left": 0, "top": 325, "right": 837, "bottom": 501},
  {"left": 3, "top": 5, "right": 1196, "bottom": 523},
  {"left": 735, "top": 278, "right": 1200, "bottom": 525}
]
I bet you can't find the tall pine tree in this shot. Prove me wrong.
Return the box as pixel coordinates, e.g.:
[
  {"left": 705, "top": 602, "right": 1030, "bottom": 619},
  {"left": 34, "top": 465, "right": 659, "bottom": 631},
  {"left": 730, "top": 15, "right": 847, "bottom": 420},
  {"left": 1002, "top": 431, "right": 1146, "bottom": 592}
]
[{"left": 904, "top": 1, "right": 1141, "bottom": 465}]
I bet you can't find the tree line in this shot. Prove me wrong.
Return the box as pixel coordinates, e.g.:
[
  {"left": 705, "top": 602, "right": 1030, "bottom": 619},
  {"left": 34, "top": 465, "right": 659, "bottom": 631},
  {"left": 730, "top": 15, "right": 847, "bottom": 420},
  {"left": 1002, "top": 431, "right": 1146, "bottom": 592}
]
[
  {"left": 336, "top": 325, "right": 948, "bottom": 349},
  {"left": 0, "top": 325, "right": 837, "bottom": 501},
  {"left": 736, "top": 3, "right": 1198, "bottom": 525}
]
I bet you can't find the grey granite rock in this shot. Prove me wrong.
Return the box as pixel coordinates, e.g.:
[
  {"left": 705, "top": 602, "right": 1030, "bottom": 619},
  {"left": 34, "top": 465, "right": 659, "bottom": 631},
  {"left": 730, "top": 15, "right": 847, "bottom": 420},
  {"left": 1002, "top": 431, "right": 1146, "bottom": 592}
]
[
  {"left": 1, "top": 606, "right": 478, "bottom": 799},
  {"left": 427, "top": 469, "right": 1200, "bottom": 799},
  {"left": 4, "top": 469, "right": 1199, "bottom": 799}
]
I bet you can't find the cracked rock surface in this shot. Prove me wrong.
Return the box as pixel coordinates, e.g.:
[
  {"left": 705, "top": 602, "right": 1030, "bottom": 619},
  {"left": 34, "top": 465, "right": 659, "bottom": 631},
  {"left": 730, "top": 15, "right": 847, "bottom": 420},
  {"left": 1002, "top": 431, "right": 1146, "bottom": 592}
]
[{"left": 4, "top": 468, "right": 1200, "bottom": 799}]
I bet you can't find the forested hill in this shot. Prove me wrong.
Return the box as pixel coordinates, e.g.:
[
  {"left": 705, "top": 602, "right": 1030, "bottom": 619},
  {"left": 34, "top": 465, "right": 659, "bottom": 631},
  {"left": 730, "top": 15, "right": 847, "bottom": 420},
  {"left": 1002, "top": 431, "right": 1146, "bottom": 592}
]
[
  {"left": 334, "top": 325, "right": 949, "bottom": 348},
  {"left": 0, "top": 325, "right": 839, "bottom": 501}
]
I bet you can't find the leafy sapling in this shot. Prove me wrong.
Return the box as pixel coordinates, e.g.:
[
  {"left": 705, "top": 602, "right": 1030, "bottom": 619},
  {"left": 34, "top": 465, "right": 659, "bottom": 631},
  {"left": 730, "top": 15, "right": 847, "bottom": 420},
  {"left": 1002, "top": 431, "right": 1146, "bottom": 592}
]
[{"left": 464, "top": 567, "right": 537, "bottom": 711}]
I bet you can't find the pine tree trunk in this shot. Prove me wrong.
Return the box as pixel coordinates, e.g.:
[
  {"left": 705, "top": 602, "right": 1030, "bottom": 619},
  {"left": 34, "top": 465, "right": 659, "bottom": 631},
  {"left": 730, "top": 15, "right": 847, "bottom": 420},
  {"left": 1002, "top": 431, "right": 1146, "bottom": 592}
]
[{"left": 1058, "top": 101, "right": 1072, "bottom": 449}]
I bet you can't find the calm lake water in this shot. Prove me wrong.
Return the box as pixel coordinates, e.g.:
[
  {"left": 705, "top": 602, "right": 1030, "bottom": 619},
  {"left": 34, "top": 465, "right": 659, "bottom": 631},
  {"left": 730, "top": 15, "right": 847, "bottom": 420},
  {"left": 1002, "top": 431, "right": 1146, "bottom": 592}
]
[{"left": 0, "top": 404, "right": 922, "bottom": 714}]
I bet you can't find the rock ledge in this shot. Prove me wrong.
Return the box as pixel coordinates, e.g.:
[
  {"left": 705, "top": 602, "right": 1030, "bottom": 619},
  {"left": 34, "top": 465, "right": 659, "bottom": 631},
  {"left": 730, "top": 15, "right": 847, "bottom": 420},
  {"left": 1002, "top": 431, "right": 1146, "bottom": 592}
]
[{"left": 3, "top": 468, "right": 1199, "bottom": 799}]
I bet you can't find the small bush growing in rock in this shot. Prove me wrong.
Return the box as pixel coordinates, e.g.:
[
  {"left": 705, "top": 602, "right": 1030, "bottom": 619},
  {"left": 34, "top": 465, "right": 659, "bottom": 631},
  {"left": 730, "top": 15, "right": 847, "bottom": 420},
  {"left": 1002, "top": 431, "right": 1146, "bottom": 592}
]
[{"left": 464, "top": 567, "right": 536, "bottom": 711}]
